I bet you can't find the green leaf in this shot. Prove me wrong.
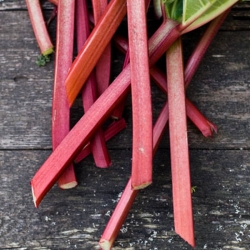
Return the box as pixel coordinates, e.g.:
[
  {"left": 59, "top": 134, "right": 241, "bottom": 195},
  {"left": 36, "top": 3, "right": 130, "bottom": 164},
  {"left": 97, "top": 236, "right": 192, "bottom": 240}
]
[
  {"left": 182, "top": 0, "right": 217, "bottom": 27},
  {"left": 36, "top": 54, "right": 51, "bottom": 67},
  {"left": 164, "top": 0, "right": 183, "bottom": 22},
  {"left": 183, "top": 0, "right": 239, "bottom": 33}
]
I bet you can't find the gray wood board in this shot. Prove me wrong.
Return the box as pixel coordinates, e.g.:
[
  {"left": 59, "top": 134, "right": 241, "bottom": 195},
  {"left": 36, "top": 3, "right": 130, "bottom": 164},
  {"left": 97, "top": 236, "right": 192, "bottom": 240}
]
[
  {"left": 1, "top": 149, "right": 250, "bottom": 249},
  {"left": 0, "top": 11, "right": 250, "bottom": 149}
]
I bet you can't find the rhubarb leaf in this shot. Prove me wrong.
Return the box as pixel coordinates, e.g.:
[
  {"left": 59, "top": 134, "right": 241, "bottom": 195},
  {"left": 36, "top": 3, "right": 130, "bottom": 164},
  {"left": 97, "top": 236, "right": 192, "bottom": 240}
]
[
  {"left": 182, "top": 0, "right": 216, "bottom": 27},
  {"left": 183, "top": 0, "right": 239, "bottom": 33},
  {"left": 164, "top": 0, "right": 183, "bottom": 22}
]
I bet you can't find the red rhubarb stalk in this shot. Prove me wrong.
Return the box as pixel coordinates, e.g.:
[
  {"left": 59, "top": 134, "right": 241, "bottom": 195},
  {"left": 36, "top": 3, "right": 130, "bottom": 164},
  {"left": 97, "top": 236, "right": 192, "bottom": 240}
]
[
  {"left": 127, "top": 0, "right": 153, "bottom": 189},
  {"left": 92, "top": 0, "right": 112, "bottom": 96},
  {"left": 111, "top": 44, "right": 130, "bottom": 120},
  {"left": 150, "top": 66, "right": 217, "bottom": 137},
  {"left": 99, "top": 178, "right": 138, "bottom": 250},
  {"left": 52, "top": 0, "right": 76, "bottom": 189},
  {"left": 184, "top": 9, "right": 231, "bottom": 88},
  {"left": 66, "top": 0, "right": 127, "bottom": 106},
  {"left": 76, "top": 0, "right": 111, "bottom": 168},
  {"left": 31, "top": 65, "right": 131, "bottom": 207},
  {"left": 25, "top": 0, "right": 54, "bottom": 56},
  {"left": 111, "top": 0, "right": 151, "bottom": 120},
  {"left": 75, "top": 118, "right": 127, "bottom": 163},
  {"left": 166, "top": 38, "right": 194, "bottom": 247},
  {"left": 99, "top": 102, "right": 170, "bottom": 249}
]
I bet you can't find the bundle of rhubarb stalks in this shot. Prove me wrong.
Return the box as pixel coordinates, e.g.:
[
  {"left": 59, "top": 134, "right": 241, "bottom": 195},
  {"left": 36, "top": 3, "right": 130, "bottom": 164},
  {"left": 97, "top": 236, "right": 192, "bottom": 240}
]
[{"left": 26, "top": 0, "right": 240, "bottom": 249}]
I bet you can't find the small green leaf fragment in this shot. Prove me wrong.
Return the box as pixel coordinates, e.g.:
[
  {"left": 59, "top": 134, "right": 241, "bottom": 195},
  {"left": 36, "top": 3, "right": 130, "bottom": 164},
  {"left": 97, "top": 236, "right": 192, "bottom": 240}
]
[
  {"left": 191, "top": 186, "right": 197, "bottom": 193},
  {"left": 36, "top": 54, "right": 51, "bottom": 67}
]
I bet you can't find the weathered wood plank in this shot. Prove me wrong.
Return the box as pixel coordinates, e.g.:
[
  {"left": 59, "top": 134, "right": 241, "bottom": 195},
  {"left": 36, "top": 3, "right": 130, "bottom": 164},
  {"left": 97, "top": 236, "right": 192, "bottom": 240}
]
[
  {"left": 0, "top": 149, "right": 250, "bottom": 249},
  {"left": 1, "top": 9, "right": 250, "bottom": 150}
]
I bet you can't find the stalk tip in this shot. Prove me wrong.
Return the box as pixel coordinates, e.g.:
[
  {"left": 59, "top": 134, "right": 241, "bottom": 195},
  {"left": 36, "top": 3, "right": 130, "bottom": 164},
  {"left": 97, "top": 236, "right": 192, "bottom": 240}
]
[
  {"left": 59, "top": 181, "right": 78, "bottom": 189},
  {"left": 132, "top": 181, "right": 152, "bottom": 190},
  {"left": 99, "top": 238, "right": 112, "bottom": 250},
  {"left": 31, "top": 185, "right": 39, "bottom": 208}
]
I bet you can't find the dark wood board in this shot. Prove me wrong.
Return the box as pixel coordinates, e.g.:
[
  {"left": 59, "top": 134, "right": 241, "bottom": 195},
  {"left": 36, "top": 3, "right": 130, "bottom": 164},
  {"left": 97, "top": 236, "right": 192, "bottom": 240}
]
[
  {"left": 1, "top": 150, "right": 250, "bottom": 249},
  {"left": 1, "top": 1, "right": 250, "bottom": 250}
]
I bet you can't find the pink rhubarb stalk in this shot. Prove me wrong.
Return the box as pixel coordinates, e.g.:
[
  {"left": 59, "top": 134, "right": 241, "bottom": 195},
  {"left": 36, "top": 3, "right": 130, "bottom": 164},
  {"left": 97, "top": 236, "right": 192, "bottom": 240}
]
[
  {"left": 184, "top": 9, "right": 231, "bottom": 88},
  {"left": 99, "top": 102, "right": 170, "bottom": 249},
  {"left": 52, "top": 0, "right": 76, "bottom": 189},
  {"left": 127, "top": 0, "right": 152, "bottom": 189},
  {"left": 26, "top": 0, "right": 54, "bottom": 55},
  {"left": 99, "top": 178, "right": 138, "bottom": 250},
  {"left": 76, "top": 0, "right": 111, "bottom": 168},
  {"left": 166, "top": 38, "right": 194, "bottom": 247},
  {"left": 92, "top": 0, "right": 112, "bottom": 96},
  {"left": 150, "top": 66, "right": 217, "bottom": 137}
]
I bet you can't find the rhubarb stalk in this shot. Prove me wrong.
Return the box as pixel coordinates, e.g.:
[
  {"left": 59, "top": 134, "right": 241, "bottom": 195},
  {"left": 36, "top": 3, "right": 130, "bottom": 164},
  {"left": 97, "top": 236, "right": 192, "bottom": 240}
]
[
  {"left": 76, "top": 0, "right": 111, "bottom": 168},
  {"left": 166, "top": 38, "right": 194, "bottom": 247},
  {"left": 99, "top": 102, "right": 170, "bottom": 249},
  {"left": 127, "top": 0, "right": 153, "bottom": 190},
  {"left": 65, "top": 0, "right": 127, "bottom": 106},
  {"left": 26, "top": 0, "right": 54, "bottom": 56},
  {"left": 92, "top": 0, "right": 111, "bottom": 96},
  {"left": 52, "top": 0, "right": 76, "bottom": 189}
]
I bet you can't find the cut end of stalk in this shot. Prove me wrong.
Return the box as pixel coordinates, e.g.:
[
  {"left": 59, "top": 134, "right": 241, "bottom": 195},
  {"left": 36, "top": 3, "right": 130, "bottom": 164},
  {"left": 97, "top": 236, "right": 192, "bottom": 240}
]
[
  {"left": 31, "top": 186, "right": 39, "bottom": 208},
  {"left": 59, "top": 181, "right": 78, "bottom": 189},
  {"left": 99, "top": 238, "right": 112, "bottom": 250},
  {"left": 132, "top": 181, "right": 152, "bottom": 190},
  {"left": 42, "top": 47, "right": 54, "bottom": 56},
  {"left": 176, "top": 229, "right": 196, "bottom": 248}
]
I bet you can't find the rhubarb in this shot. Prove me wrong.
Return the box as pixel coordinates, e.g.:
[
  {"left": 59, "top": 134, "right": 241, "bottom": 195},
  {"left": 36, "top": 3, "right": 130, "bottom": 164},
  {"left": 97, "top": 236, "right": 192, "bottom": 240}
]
[
  {"left": 26, "top": 0, "right": 54, "bottom": 56},
  {"left": 65, "top": 0, "right": 127, "bottom": 106},
  {"left": 76, "top": 0, "right": 111, "bottom": 168},
  {"left": 99, "top": 101, "right": 170, "bottom": 249},
  {"left": 52, "top": 0, "right": 76, "bottom": 189},
  {"left": 166, "top": 38, "right": 195, "bottom": 247},
  {"left": 127, "top": 0, "right": 153, "bottom": 190},
  {"left": 31, "top": 0, "right": 234, "bottom": 208},
  {"left": 92, "top": 0, "right": 111, "bottom": 96}
]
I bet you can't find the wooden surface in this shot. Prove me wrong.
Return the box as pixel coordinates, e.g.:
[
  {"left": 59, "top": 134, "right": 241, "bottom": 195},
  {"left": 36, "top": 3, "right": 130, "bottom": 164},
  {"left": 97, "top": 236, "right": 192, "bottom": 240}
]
[{"left": 1, "top": 1, "right": 250, "bottom": 249}]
